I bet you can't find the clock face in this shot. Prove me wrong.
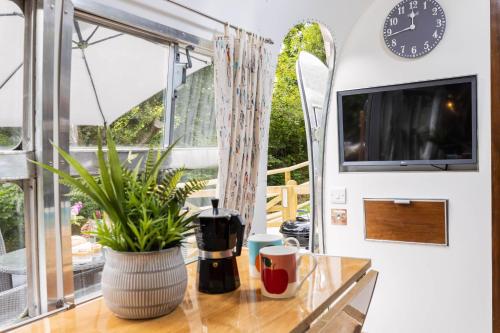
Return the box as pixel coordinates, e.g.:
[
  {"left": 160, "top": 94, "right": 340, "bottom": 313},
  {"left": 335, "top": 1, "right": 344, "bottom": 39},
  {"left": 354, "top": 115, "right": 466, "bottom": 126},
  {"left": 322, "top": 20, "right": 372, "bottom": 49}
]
[{"left": 383, "top": 0, "right": 446, "bottom": 58}]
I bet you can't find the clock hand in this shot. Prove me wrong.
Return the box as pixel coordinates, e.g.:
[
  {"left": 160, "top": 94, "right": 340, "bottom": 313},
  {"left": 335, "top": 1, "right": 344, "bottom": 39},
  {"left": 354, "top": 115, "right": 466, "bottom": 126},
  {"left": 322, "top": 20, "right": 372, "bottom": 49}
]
[
  {"left": 388, "top": 9, "right": 420, "bottom": 37},
  {"left": 388, "top": 26, "right": 412, "bottom": 36},
  {"left": 408, "top": 10, "right": 418, "bottom": 30}
]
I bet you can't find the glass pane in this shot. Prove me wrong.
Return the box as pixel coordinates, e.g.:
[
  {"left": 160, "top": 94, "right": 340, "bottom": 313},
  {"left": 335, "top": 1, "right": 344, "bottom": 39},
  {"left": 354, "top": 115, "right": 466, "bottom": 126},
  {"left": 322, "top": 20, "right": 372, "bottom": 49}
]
[
  {"left": 68, "top": 19, "right": 170, "bottom": 302},
  {"left": 173, "top": 64, "right": 216, "bottom": 147},
  {"left": 0, "top": 0, "right": 24, "bottom": 150},
  {"left": 69, "top": 19, "right": 170, "bottom": 147},
  {"left": 68, "top": 187, "right": 104, "bottom": 301},
  {"left": 172, "top": 58, "right": 217, "bottom": 262},
  {"left": 183, "top": 167, "right": 218, "bottom": 210},
  {"left": 0, "top": 183, "right": 28, "bottom": 329},
  {"left": 181, "top": 167, "right": 217, "bottom": 262}
]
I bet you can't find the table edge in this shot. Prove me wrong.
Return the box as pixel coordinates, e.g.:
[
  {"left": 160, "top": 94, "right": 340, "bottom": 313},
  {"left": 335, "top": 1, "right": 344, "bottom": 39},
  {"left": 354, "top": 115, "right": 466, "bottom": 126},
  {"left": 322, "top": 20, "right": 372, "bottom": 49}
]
[{"left": 290, "top": 258, "right": 372, "bottom": 333}]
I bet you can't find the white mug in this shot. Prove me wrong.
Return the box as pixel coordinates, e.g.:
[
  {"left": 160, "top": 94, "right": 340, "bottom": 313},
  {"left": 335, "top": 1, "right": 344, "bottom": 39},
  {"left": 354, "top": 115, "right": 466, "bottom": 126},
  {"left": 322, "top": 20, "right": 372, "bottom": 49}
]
[{"left": 259, "top": 245, "right": 317, "bottom": 299}]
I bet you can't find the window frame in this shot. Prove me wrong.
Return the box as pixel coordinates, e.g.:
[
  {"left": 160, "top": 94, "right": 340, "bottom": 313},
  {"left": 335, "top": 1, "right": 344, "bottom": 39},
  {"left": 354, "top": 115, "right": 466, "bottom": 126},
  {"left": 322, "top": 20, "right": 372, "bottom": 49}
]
[
  {"left": 2, "top": 0, "right": 215, "bottom": 329},
  {"left": 0, "top": 0, "right": 41, "bottom": 328}
]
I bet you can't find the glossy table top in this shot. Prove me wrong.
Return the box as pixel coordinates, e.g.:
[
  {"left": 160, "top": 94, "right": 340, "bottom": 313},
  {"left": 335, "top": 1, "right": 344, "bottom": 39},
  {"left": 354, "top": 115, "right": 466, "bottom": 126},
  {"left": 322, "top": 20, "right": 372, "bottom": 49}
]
[{"left": 13, "top": 250, "right": 371, "bottom": 333}]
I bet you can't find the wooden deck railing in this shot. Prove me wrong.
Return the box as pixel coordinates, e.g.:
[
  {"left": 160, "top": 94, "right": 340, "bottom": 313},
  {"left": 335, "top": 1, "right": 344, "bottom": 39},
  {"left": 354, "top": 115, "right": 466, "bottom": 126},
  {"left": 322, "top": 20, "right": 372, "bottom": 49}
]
[
  {"left": 186, "top": 161, "right": 310, "bottom": 227},
  {"left": 265, "top": 162, "right": 310, "bottom": 227}
]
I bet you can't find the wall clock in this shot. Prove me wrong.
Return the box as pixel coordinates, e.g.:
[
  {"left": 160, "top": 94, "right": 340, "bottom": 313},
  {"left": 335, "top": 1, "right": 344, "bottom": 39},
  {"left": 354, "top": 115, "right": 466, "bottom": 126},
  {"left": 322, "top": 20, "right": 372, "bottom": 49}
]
[{"left": 383, "top": 0, "right": 446, "bottom": 58}]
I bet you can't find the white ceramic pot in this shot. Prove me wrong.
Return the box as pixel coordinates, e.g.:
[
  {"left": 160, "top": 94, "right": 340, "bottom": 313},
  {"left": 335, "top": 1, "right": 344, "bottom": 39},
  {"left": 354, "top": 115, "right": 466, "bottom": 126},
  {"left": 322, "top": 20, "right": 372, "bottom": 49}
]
[{"left": 102, "top": 246, "right": 187, "bottom": 319}]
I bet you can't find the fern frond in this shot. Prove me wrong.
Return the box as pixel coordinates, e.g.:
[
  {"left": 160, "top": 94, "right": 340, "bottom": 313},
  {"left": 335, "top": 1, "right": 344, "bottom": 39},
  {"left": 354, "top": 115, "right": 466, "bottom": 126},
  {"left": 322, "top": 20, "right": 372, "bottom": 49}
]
[
  {"left": 157, "top": 168, "right": 185, "bottom": 201},
  {"left": 174, "top": 179, "right": 208, "bottom": 203}
]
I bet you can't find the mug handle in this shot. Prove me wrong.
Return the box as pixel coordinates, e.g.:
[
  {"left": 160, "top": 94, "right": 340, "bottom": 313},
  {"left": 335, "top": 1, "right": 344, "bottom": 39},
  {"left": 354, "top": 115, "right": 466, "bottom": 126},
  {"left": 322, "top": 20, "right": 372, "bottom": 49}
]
[
  {"left": 296, "top": 253, "right": 318, "bottom": 292},
  {"left": 284, "top": 237, "right": 300, "bottom": 250}
]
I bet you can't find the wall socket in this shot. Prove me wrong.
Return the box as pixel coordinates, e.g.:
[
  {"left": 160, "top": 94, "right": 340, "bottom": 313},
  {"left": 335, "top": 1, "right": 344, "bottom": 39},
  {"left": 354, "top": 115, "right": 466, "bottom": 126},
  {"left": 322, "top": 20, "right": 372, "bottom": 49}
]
[{"left": 331, "top": 209, "right": 347, "bottom": 225}]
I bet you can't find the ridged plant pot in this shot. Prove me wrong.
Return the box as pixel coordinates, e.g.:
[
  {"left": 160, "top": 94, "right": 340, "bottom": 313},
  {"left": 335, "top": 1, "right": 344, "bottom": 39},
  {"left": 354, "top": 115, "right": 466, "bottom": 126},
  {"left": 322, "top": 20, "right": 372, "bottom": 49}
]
[{"left": 102, "top": 246, "right": 187, "bottom": 319}]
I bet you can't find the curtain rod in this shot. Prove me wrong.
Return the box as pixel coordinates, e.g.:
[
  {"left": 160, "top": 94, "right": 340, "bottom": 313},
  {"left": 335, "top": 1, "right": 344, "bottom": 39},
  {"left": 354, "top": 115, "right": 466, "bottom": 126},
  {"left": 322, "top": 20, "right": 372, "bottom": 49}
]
[{"left": 163, "top": 0, "right": 274, "bottom": 45}]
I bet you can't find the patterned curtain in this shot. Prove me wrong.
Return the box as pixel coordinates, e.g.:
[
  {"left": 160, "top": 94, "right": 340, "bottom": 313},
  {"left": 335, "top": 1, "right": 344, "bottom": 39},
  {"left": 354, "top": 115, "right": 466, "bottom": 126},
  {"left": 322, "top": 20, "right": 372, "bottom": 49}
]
[{"left": 214, "top": 30, "right": 273, "bottom": 238}]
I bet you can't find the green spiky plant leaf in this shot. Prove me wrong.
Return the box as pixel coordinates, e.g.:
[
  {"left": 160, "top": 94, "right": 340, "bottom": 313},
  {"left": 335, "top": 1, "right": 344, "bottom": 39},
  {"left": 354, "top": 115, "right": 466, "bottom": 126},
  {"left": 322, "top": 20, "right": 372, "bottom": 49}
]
[{"left": 30, "top": 128, "right": 207, "bottom": 252}]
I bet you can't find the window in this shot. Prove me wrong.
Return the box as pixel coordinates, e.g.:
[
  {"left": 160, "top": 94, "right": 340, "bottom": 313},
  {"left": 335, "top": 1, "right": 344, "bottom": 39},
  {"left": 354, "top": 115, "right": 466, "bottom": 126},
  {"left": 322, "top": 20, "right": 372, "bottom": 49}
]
[
  {"left": 0, "top": 0, "right": 24, "bottom": 150},
  {"left": 68, "top": 18, "right": 172, "bottom": 301},
  {"left": 172, "top": 55, "right": 218, "bottom": 197},
  {"left": 0, "top": 183, "right": 27, "bottom": 328},
  {"left": 68, "top": 188, "right": 104, "bottom": 300},
  {"left": 171, "top": 58, "right": 218, "bottom": 262},
  {"left": 0, "top": 184, "right": 24, "bottom": 253},
  {"left": 173, "top": 64, "right": 216, "bottom": 147},
  {"left": 0, "top": 1, "right": 31, "bottom": 329},
  {"left": 2, "top": 1, "right": 219, "bottom": 326},
  {"left": 69, "top": 19, "right": 170, "bottom": 148}
]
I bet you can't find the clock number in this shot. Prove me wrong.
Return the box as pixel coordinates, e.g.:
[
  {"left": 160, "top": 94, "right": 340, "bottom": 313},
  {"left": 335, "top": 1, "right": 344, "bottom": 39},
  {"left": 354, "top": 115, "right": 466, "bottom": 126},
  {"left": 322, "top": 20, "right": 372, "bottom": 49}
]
[
  {"left": 398, "top": 6, "right": 405, "bottom": 15},
  {"left": 432, "top": 30, "right": 439, "bottom": 38},
  {"left": 392, "top": 39, "right": 397, "bottom": 47},
  {"left": 386, "top": 28, "right": 392, "bottom": 36},
  {"left": 424, "top": 41, "right": 430, "bottom": 50},
  {"left": 400, "top": 45, "right": 405, "bottom": 54},
  {"left": 432, "top": 7, "right": 438, "bottom": 15},
  {"left": 436, "top": 19, "right": 443, "bottom": 28},
  {"left": 390, "top": 17, "right": 398, "bottom": 26},
  {"left": 423, "top": 1, "right": 427, "bottom": 10},
  {"left": 411, "top": 46, "right": 417, "bottom": 54},
  {"left": 409, "top": 1, "right": 418, "bottom": 10}
]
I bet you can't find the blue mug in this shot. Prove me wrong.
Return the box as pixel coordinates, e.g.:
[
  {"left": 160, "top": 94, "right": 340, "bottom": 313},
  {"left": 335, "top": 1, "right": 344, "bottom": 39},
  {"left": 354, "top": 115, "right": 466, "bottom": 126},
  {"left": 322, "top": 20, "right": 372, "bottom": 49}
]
[{"left": 247, "top": 234, "right": 300, "bottom": 278}]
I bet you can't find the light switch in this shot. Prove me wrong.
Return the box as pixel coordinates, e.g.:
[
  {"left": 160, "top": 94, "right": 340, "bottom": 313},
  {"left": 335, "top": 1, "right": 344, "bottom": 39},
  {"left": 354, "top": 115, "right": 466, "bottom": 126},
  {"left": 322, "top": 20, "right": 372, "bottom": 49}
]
[{"left": 331, "top": 187, "right": 346, "bottom": 204}]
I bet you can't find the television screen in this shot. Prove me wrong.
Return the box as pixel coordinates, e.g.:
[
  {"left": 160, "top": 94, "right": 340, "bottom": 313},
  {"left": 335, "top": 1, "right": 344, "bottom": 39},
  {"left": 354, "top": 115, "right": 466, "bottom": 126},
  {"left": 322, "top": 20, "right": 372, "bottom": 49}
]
[{"left": 338, "top": 76, "right": 477, "bottom": 167}]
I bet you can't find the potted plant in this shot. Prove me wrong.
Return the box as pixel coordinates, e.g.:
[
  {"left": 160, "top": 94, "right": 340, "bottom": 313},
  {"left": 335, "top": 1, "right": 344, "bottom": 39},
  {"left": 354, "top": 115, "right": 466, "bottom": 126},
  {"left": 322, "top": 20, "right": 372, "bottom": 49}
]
[{"left": 31, "top": 129, "right": 206, "bottom": 319}]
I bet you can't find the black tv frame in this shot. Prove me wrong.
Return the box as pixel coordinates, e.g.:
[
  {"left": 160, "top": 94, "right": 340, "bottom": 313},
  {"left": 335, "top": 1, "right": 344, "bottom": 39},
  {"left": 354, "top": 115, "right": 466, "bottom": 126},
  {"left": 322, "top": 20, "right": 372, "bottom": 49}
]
[{"left": 337, "top": 75, "right": 478, "bottom": 171}]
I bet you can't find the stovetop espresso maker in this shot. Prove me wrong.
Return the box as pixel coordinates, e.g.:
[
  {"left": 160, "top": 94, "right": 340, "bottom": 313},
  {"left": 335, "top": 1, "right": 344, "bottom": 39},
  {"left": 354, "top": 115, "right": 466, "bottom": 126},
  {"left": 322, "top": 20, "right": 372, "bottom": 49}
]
[{"left": 194, "top": 199, "right": 245, "bottom": 294}]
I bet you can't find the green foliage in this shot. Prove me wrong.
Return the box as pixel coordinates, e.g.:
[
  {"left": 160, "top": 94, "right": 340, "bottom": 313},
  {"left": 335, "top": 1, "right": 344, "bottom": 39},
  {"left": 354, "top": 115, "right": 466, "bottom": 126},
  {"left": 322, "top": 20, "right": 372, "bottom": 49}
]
[
  {"left": 0, "top": 128, "right": 22, "bottom": 149},
  {"left": 31, "top": 128, "right": 207, "bottom": 252},
  {"left": 111, "top": 92, "right": 164, "bottom": 146},
  {"left": 0, "top": 183, "right": 24, "bottom": 252},
  {"left": 75, "top": 92, "right": 164, "bottom": 147},
  {"left": 182, "top": 168, "right": 218, "bottom": 182},
  {"left": 75, "top": 65, "right": 216, "bottom": 149},
  {"left": 268, "top": 23, "right": 326, "bottom": 185},
  {"left": 68, "top": 188, "right": 101, "bottom": 221}
]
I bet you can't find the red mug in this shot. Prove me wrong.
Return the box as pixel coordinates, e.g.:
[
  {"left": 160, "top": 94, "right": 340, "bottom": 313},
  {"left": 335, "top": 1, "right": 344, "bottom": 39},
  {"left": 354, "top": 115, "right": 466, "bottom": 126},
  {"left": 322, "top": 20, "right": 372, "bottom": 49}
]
[{"left": 259, "top": 245, "right": 317, "bottom": 299}]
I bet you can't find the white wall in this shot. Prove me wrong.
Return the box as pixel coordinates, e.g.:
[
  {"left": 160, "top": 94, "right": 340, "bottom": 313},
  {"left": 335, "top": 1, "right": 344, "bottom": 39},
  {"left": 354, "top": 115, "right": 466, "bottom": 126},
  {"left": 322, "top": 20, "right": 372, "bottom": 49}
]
[{"left": 324, "top": 0, "right": 492, "bottom": 332}]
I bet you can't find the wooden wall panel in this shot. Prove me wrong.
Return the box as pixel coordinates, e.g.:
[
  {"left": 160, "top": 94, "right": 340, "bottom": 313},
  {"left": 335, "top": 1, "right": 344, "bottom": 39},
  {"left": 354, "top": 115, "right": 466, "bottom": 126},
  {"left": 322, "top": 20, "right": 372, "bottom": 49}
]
[
  {"left": 492, "top": 0, "right": 500, "bottom": 331},
  {"left": 364, "top": 199, "right": 447, "bottom": 245}
]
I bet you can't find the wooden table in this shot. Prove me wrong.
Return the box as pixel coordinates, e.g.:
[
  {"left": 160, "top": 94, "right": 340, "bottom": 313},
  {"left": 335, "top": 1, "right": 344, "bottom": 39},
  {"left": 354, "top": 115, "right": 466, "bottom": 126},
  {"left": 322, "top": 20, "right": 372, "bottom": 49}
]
[{"left": 13, "top": 250, "right": 371, "bottom": 333}]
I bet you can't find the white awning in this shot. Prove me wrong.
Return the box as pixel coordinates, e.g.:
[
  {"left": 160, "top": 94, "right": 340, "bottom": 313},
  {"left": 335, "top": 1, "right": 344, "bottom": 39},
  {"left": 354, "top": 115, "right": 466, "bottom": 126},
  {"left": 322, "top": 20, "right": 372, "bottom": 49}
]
[
  {"left": 70, "top": 21, "right": 212, "bottom": 126},
  {"left": 70, "top": 21, "right": 170, "bottom": 126},
  {"left": 0, "top": 8, "right": 212, "bottom": 128},
  {"left": 0, "top": 1, "right": 24, "bottom": 127}
]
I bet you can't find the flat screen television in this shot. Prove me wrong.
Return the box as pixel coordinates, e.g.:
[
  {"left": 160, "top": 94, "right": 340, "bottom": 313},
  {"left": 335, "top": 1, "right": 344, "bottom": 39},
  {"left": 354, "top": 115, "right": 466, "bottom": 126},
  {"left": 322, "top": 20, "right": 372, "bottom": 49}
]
[{"left": 337, "top": 76, "right": 477, "bottom": 169}]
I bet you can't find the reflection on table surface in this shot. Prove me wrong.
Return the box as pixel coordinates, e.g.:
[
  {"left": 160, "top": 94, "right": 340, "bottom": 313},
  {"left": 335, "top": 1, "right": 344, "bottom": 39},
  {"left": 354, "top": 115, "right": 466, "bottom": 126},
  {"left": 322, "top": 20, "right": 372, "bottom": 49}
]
[{"left": 12, "top": 250, "right": 371, "bottom": 333}]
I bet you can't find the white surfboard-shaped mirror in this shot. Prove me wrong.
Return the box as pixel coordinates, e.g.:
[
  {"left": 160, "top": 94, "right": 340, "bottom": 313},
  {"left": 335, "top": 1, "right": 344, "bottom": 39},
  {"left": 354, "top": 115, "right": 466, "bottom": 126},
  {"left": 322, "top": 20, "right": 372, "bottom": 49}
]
[{"left": 296, "top": 51, "right": 330, "bottom": 252}]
